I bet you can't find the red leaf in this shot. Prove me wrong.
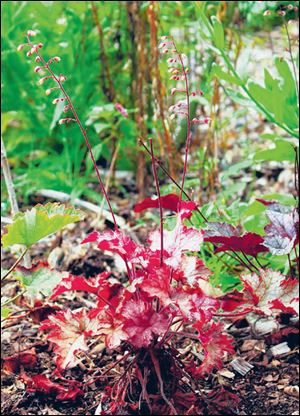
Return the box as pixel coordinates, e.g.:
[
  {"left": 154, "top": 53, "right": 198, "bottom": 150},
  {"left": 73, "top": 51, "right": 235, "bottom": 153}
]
[
  {"left": 138, "top": 266, "right": 173, "bottom": 306},
  {"left": 2, "top": 349, "right": 37, "bottom": 374},
  {"left": 256, "top": 198, "right": 277, "bottom": 206},
  {"left": 220, "top": 290, "right": 246, "bottom": 312},
  {"left": 134, "top": 193, "right": 197, "bottom": 219},
  {"left": 82, "top": 230, "right": 137, "bottom": 259},
  {"left": 122, "top": 299, "right": 169, "bottom": 348},
  {"left": 193, "top": 322, "right": 234, "bottom": 375},
  {"left": 40, "top": 308, "right": 100, "bottom": 370},
  {"left": 206, "top": 232, "right": 269, "bottom": 257},
  {"left": 29, "top": 301, "right": 60, "bottom": 323},
  {"left": 173, "top": 287, "right": 219, "bottom": 322},
  {"left": 49, "top": 272, "right": 111, "bottom": 300},
  {"left": 173, "top": 256, "right": 214, "bottom": 293},
  {"left": 241, "top": 269, "right": 299, "bottom": 316},
  {"left": 149, "top": 217, "right": 203, "bottom": 268},
  {"left": 95, "top": 308, "right": 128, "bottom": 349},
  {"left": 22, "top": 374, "right": 83, "bottom": 400}
]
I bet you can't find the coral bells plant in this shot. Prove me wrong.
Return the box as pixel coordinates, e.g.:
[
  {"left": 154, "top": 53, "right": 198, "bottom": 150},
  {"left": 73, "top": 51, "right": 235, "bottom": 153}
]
[{"left": 17, "top": 31, "right": 299, "bottom": 415}]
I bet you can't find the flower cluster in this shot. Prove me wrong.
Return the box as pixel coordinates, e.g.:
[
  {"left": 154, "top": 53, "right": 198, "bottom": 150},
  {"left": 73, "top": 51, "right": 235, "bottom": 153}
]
[
  {"left": 17, "top": 30, "right": 75, "bottom": 126},
  {"left": 159, "top": 36, "right": 210, "bottom": 125}
]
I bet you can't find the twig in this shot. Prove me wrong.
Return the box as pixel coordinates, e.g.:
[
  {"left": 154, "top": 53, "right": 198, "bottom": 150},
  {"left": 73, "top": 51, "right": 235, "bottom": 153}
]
[{"left": 2, "top": 249, "right": 29, "bottom": 280}]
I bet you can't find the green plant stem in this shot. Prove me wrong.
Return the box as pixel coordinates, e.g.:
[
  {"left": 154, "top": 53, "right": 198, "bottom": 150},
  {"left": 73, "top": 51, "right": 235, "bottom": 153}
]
[
  {"left": 2, "top": 249, "right": 29, "bottom": 281},
  {"left": 284, "top": 21, "right": 299, "bottom": 102}
]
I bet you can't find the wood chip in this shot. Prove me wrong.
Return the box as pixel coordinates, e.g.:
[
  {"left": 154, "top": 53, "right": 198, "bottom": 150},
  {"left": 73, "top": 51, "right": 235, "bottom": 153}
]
[
  {"left": 270, "top": 342, "right": 291, "bottom": 357},
  {"left": 264, "top": 373, "right": 279, "bottom": 382},
  {"left": 218, "top": 369, "right": 235, "bottom": 379},
  {"left": 284, "top": 386, "right": 299, "bottom": 398},
  {"left": 230, "top": 357, "right": 254, "bottom": 375},
  {"left": 240, "top": 339, "right": 266, "bottom": 352},
  {"left": 252, "top": 317, "right": 279, "bottom": 336}
]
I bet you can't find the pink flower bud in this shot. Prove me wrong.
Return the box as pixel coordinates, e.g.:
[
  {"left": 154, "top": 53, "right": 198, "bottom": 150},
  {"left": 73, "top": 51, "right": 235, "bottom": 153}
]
[
  {"left": 63, "top": 104, "right": 71, "bottom": 113},
  {"left": 27, "top": 30, "right": 36, "bottom": 37},
  {"left": 58, "top": 75, "right": 67, "bottom": 82},
  {"left": 30, "top": 46, "right": 37, "bottom": 54},
  {"left": 192, "top": 117, "right": 211, "bottom": 124},
  {"left": 17, "top": 44, "right": 24, "bottom": 52},
  {"left": 35, "top": 56, "right": 41, "bottom": 62},
  {"left": 190, "top": 90, "right": 204, "bottom": 97},
  {"left": 26, "top": 50, "right": 32, "bottom": 57},
  {"left": 34, "top": 66, "right": 42, "bottom": 73},
  {"left": 158, "top": 42, "right": 167, "bottom": 49},
  {"left": 163, "top": 49, "right": 169, "bottom": 54},
  {"left": 115, "top": 103, "right": 128, "bottom": 118},
  {"left": 58, "top": 118, "right": 76, "bottom": 125},
  {"left": 171, "top": 88, "right": 177, "bottom": 96},
  {"left": 53, "top": 56, "right": 61, "bottom": 62},
  {"left": 287, "top": 4, "right": 294, "bottom": 10},
  {"left": 161, "top": 36, "right": 169, "bottom": 40},
  {"left": 45, "top": 89, "right": 52, "bottom": 95},
  {"left": 278, "top": 10, "right": 286, "bottom": 16},
  {"left": 37, "top": 43, "right": 43, "bottom": 49},
  {"left": 38, "top": 76, "right": 51, "bottom": 85},
  {"left": 52, "top": 98, "right": 65, "bottom": 104}
]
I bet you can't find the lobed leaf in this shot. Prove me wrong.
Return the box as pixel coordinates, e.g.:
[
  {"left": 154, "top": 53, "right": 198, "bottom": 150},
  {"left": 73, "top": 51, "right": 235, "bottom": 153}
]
[{"left": 2, "top": 203, "right": 84, "bottom": 248}]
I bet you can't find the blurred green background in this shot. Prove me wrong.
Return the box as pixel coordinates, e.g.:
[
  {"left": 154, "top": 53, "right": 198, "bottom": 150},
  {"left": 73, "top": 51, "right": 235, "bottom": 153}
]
[{"left": 1, "top": 1, "right": 299, "bottom": 218}]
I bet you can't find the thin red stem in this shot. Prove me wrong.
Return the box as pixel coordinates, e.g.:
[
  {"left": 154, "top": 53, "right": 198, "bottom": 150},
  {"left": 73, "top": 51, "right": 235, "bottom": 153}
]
[
  {"left": 149, "top": 138, "right": 164, "bottom": 266},
  {"left": 28, "top": 37, "right": 118, "bottom": 229},
  {"left": 171, "top": 40, "right": 191, "bottom": 204},
  {"left": 139, "top": 139, "right": 208, "bottom": 222}
]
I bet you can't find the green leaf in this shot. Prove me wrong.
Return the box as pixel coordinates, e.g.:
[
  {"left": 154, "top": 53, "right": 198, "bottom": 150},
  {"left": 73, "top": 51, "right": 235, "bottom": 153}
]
[
  {"left": 1, "top": 307, "right": 10, "bottom": 319},
  {"left": 2, "top": 203, "right": 84, "bottom": 248},
  {"left": 211, "top": 16, "right": 225, "bottom": 50},
  {"left": 15, "top": 265, "right": 65, "bottom": 298},
  {"left": 275, "top": 57, "right": 297, "bottom": 105},
  {"left": 212, "top": 64, "right": 242, "bottom": 86},
  {"left": 248, "top": 81, "right": 275, "bottom": 116},
  {"left": 254, "top": 140, "right": 295, "bottom": 162}
]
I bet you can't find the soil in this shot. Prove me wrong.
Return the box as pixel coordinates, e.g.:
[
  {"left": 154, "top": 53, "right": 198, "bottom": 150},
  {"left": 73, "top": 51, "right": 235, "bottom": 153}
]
[{"left": 1, "top": 184, "right": 299, "bottom": 415}]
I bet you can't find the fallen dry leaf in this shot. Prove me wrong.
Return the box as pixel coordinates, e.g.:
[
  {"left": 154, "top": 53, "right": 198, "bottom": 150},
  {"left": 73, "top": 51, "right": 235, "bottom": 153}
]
[{"left": 284, "top": 386, "right": 299, "bottom": 398}]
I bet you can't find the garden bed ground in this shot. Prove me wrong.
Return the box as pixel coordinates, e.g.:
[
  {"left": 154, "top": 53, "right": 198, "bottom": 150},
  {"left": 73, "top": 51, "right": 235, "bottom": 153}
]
[{"left": 1, "top": 199, "right": 299, "bottom": 416}]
